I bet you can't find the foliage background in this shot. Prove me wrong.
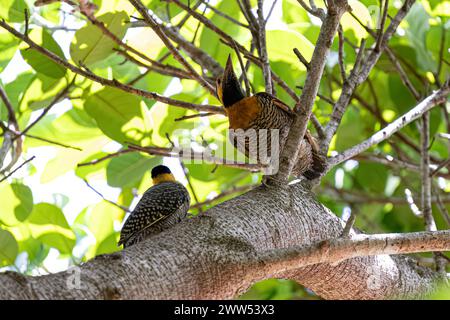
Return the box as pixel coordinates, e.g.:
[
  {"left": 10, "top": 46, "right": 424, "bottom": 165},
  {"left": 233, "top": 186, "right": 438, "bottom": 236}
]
[{"left": 0, "top": 0, "right": 448, "bottom": 299}]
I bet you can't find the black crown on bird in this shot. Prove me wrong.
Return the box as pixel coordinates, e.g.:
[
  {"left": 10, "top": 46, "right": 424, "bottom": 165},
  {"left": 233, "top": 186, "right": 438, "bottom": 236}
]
[{"left": 151, "top": 165, "right": 172, "bottom": 179}]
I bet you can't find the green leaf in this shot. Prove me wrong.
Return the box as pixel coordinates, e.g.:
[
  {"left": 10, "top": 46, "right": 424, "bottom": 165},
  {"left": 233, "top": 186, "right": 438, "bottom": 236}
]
[
  {"left": 84, "top": 87, "right": 152, "bottom": 144},
  {"left": 334, "top": 107, "right": 366, "bottom": 151},
  {"left": 426, "top": 283, "right": 450, "bottom": 299},
  {"left": 38, "top": 1, "right": 61, "bottom": 24},
  {"left": 132, "top": 71, "right": 172, "bottom": 108},
  {"left": 75, "top": 151, "right": 111, "bottom": 180},
  {"left": 84, "top": 201, "right": 120, "bottom": 259},
  {"left": 341, "top": 0, "right": 371, "bottom": 39},
  {"left": 0, "top": 72, "right": 34, "bottom": 121},
  {"left": 27, "top": 203, "right": 75, "bottom": 254},
  {"left": 18, "top": 238, "right": 48, "bottom": 267},
  {"left": 0, "top": 228, "right": 18, "bottom": 267},
  {"left": 10, "top": 183, "right": 33, "bottom": 221},
  {"left": 355, "top": 162, "right": 388, "bottom": 193},
  {"left": 404, "top": 3, "right": 435, "bottom": 71},
  {"left": 282, "top": 0, "right": 310, "bottom": 25},
  {"left": 20, "top": 73, "right": 67, "bottom": 111},
  {"left": 184, "top": 164, "right": 245, "bottom": 185},
  {"left": 106, "top": 152, "right": 161, "bottom": 188},
  {"left": 20, "top": 28, "right": 66, "bottom": 79},
  {"left": 145, "top": 0, "right": 190, "bottom": 23},
  {"left": 96, "top": 233, "right": 119, "bottom": 256},
  {"left": 388, "top": 75, "right": 416, "bottom": 114},
  {"left": 199, "top": 0, "right": 246, "bottom": 63},
  {"left": 41, "top": 135, "right": 109, "bottom": 183},
  {"left": 0, "top": 28, "right": 18, "bottom": 72},
  {"left": 0, "top": 0, "right": 28, "bottom": 22},
  {"left": 27, "top": 110, "right": 102, "bottom": 145},
  {"left": 266, "top": 30, "right": 314, "bottom": 68},
  {"left": 70, "top": 11, "right": 129, "bottom": 66},
  {"left": 0, "top": 183, "right": 33, "bottom": 226}
]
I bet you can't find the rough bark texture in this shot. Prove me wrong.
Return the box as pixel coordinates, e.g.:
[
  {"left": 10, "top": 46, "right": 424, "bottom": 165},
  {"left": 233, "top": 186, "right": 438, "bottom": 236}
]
[{"left": 0, "top": 183, "right": 440, "bottom": 300}]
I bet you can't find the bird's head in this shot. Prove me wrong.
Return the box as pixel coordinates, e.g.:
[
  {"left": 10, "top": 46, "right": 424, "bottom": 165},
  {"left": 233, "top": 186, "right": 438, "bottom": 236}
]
[
  {"left": 216, "top": 55, "right": 245, "bottom": 108},
  {"left": 151, "top": 165, "right": 176, "bottom": 185}
]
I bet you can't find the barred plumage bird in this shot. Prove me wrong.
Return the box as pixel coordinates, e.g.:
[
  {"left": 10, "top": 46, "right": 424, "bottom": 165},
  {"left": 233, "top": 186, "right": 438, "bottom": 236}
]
[
  {"left": 118, "top": 165, "right": 190, "bottom": 248},
  {"left": 216, "top": 55, "right": 325, "bottom": 179}
]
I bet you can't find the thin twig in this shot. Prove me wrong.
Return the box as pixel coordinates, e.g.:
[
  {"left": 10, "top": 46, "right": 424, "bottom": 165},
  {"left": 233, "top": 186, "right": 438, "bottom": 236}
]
[
  {"left": 22, "top": 133, "right": 83, "bottom": 151},
  {"left": 0, "top": 84, "right": 22, "bottom": 173},
  {"left": 297, "top": 0, "right": 325, "bottom": 20},
  {"left": 421, "top": 112, "right": 435, "bottom": 231},
  {"left": 341, "top": 206, "right": 357, "bottom": 237},
  {"left": 0, "top": 156, "right": 35, "bottom": 183},
  {"left": 293, "top": 48, "right": 310, "bottom": 70},
  {"left": 77, "top": 149, "right": 133, "bottom": 167},
  {"left": 436, "top": 25, "right": 445, "bottom": 83},
  {"left": 130, "top": 0, "right": 216, "bottom": 94},
  {"left": 83, "top": 179, "right": 130, "bottom": 212},
  {"left": 256, "top": 0, "right": 273, "bottom": 94},
  {"left": 232, "top": 41, "right": 251, "bottom": 97},
  {"left": 385, "top": 48, "right": 420, "bottom": 100},
  {"left": 174, "top": 112, "right": 216, "bottom": 122},
  {"left": 375, "top": 0, "right": 389, "bottom": 51},
  {"left": 296, "top": 85, "right": 334, "bottom": 105},
  {"left": 180, "top": 162, "right": 202, "bottom": 212},
  {"left": 265, "top": 0, "right": 279, "bottom": 24},
  {"left": 0, "top": 84, "right": 18, "bottom": 129},
  {"left": 421, "top": 112, "right": 445, "bottom": 276},
  {"left": 127, "top": 143, "right": 265, "bottom": 172},
  {"left": 430, "top": 158, "right": 450, "bottom": 177},
  {"left": 328, "top": 84, "right": 450, "bottom": 168},
  {"left": 438, "top": 133, "right": 450, "bottom": 141},
  {"left": 0, "top": 18, "right": 223, "bottom": 114},
  {"left": 200, "top": 0, "right": 249, "bottom": 28},
  {"left": 432, "top": 184, "right": 450, "bottom": 227},
  {"left": 321, "top": 0, "right": 415, "bottom": 154},
  {"left": 19, "top": 78, "right": 74, "bottom": 137},
  {"left": 337, "top": 24, "right": 346, "bottom": 82},
  {"left": 354, "top": 154, "right": 449, "bottom": 179},
  {"left": 114, "top": 49, "right": 192, "bottom": 79}
]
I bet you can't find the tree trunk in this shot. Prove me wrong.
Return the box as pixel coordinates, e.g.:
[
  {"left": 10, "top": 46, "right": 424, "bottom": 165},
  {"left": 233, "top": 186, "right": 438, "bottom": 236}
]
[{"left": 0, "top": 183, "right": 439, "bottom": 299}]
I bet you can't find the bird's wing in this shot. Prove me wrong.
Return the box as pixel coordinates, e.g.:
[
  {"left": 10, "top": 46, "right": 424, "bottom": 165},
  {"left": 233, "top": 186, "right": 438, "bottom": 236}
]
[
  {"left": 118, "top": 182, "right": 190, "bottom": 246},
  {"left": 256, "top": 92, "right": 320, "bottom": 145},
  {"left": 255, "top": 92, "right": 295, "bottom": 116}
]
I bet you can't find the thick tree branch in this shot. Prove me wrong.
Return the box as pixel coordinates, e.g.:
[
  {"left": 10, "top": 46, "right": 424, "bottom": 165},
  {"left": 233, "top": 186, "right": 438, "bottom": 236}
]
[
  {"left": 255, "top": 230, "right": 450, "bottom": 273},
  {"left": 0, "top": 183, "right": 445, "bottom": 299}
]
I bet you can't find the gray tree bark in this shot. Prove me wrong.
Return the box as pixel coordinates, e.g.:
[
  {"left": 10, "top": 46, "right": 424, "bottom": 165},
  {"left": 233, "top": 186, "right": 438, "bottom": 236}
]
[{"left": 0, "top": 182, "right": 443, "bottom": 300}]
